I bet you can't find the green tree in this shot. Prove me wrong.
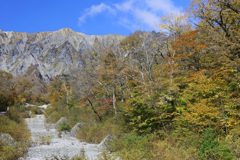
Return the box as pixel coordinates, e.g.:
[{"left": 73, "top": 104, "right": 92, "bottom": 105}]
[{"left": 200, "top": 128, "right": 233, "bottom": 160}]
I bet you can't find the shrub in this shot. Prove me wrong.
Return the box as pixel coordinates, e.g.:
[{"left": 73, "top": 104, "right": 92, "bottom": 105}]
[
  {"left": 109, "top": 133, "right": 155, "bottom": 160},
  {"left": 0, "top": 145, "right": 19, "bottom": 160},
  {"left": 0, "top": 108, "right": 31, "bottom": 160},
  {"left": 48, "top": 111, "right": 64, "bottom": 123},
  {"left": 152, "top": 131, "right": 200, "bottom": 160},
  {"left": 30, "top": 106, "right": 44, "bottom": 115},
  {"left": 227, "top": 126, "right": 240, "bottom": 158},
  {"left": 76, "top": 117, "right": 124, "bottom": 144},
  {"left": 71, "top": 148, "right": 89, "bottom": 160},
  {"left": 39, "top": 135, "right": 53, "bottom": 145},
  {"left": 57, "top": 120, "right": 71, "bottom": 132},
  {"left": 199, "top": 128, "right": 233, "bottom": 160},
  {"left": 0, "top": 115, "right": 30, "bottom": 142},
  {"left": 6, "top": 107, "right": 22, "bottom": 123}
]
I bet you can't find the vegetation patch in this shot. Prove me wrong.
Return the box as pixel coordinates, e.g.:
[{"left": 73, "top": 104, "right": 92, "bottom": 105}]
[
  {"left": 0, "top": 110, "right": 31, "bottom": 160},
  {"left": 57, "top": 120, "right": 71, "bottom": 132}
]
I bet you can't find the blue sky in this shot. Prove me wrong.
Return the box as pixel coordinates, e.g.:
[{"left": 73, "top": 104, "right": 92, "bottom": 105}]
[{"left": 0, "top": 0, "right": 191, "bottom": 35}]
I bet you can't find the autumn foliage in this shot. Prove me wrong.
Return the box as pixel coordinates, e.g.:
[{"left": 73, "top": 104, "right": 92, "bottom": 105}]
[{"left": 2, "top": 0, "right": 237, "bottom": 159}]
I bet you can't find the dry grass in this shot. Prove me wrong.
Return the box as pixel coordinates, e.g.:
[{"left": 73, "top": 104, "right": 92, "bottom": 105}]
[
  {"left": 38, "top": 135, "right": 54, "bottom": 145},
  {"left": 152, "top": 139, "right": 199, "bottom": 160},
  {"left": 226, "top": 126, "right": 240, "bottom": 159},
  {"left": 0, "top": 110, "right": 31, "bottom": 160},
  {"left": 76, "top": 118, "right": 123, "bottom": 144}
]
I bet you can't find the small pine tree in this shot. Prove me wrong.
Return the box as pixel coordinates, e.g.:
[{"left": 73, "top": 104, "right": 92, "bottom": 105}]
[
  {"left": 199, "top": 128, "right": 219, "bottom": 159},
  {"left": 199, "top": 128, "right": 233, "bottom": 160}
]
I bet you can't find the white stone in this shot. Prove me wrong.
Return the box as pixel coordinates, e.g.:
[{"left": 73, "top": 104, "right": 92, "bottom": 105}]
[{"left": 22, "top": 114, "right": 102, "bottom": 160}]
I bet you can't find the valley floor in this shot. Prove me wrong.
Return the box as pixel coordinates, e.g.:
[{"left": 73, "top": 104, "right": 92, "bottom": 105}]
[{"left": 21, "top": 114, "right": 102, "bottom": 160}]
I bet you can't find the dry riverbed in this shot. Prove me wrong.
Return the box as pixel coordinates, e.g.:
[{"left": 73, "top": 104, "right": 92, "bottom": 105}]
[{"left": 21, "top": 114, "right": 103, "bottom": 160}]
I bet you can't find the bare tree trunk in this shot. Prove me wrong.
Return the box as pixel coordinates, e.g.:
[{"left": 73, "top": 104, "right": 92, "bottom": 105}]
[
  {"left": 94, "top": 77, "right": 111, "bottom": 98},
  {"left": 220, "top": 96, "right": 228, "bottom": 135},
  {"left": 87, "top": 97, "right": 102, "bottom": 122},
  {"left": 121, "top": 88, "right": 126, "bottom": 102},
  {"left": 112, "top": 88, "right": 117, "bottom": 115},
  {"left": 63, "top": 82, "right": 69, "bottom": 104}
]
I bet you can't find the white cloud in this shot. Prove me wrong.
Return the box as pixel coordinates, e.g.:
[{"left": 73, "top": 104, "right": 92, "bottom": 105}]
[
  {"left": 145, "top": 0, "right": 181, "bottom": 14},
  {"left": 78, "top": 0, "right": 184, "bottom": 31},
  {"left": 115, "top": 0, "right": 135, "bottom": 12},
  {"left": 118, "top": 17, "right": 140, "bottom": 32},
  {"left": 78, "top": 3, "right": 115, "bottom": 25},
  {"left": 134, "top": 9, "right": 161, "bottom": 30}
]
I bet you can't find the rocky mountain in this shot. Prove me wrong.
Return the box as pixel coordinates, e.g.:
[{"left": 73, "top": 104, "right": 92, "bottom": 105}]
[
  {"left": 0, "top": 28, "right": 126, "bottom": 82},
  {"left": 0, "top": 28, "right": 166, "bottom": 82}
]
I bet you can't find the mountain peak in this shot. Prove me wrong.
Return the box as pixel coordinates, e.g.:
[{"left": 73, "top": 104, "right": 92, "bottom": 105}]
[
  {"left": 0, "top": 29, "right": 127, "bottom": 82},
  {"left": 57, "top": 28, "right": 75, "bottom": 33}
]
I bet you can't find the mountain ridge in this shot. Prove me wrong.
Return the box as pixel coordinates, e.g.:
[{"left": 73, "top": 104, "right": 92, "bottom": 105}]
[
  {"left": 0, "top": 28, "right": 166, "bottom": 82},
  {"left": 0, "top": 28, "right": 127, "bottom": 82}
]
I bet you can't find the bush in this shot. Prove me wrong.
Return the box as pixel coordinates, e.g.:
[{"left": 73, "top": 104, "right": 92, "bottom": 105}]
[
  {"left": 199, "top": 128, "right": 233, "bottom": 160},
  {"left": 6, "top": 107, "right": 22, "bottom": 123},
  {"left": 227, "top": 126, "right": 240, "bottom": 158},
  {"left": 109, "top": 133, "right": 155, "bottom": 160},
  {"left": 39, "top": 135, "right": 54, "bottom": 145},
  {"left": 76, "top": 117, "right": 124, "bottom": 144},
  {"left": 0, "top": 145, "right": 19, "bottom": 160},
  {"left": 44, "top": 102, "right": 66, "bottom": 123},
  {"left": 66, "top": 106, "right": 95, "bottom": 128},
  {"left": 0, "top": 109, "right": 31, "bottom": 160},
  {"left": 149, "top": 130, "right": 201, "bottom": 160},
  {"left": 57, "top": 120, "right": 71, "bottom": 132},
  {"left": 0, "top": 115, "right": 30, "bottom": 142},
  {"left": 30, "top": 106, "right": 44, "bottom": 115},
  {"left": 48, "top": 111, "right": 64, "bottom": 123}
]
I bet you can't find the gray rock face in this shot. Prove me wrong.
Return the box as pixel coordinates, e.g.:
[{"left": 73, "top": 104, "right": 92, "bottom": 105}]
[
  {"left": 55, "top": 117, "right": 68, "bottom": 128},
  {"left": 70, "top": 122, "right": 86, "bottom": 137},
  {"left": 98, "top": 134, "right": 112, "bottom": 149},
  {"left": 0, "top": 28, "right": 126, "bottom": 82},
  {"left": 0, "top": 133, "right": 16, "bottom": 146}
]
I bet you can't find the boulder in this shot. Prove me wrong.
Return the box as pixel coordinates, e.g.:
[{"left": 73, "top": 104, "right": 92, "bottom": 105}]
[
  {"left": 55, "top": 117, "right": 67, "bottom": 128},
  {"left": 70, "top": 123, "right": 86, "bottom": 137},
  {"left": 0, "top": 134, "right": 16, "bottom": 146},
  {"left": 25, "top": 103, "right": 36, "bottom": 107},
  {"left": 0, "top": 112, "right": 6, "bottom": 116},
  {"left": 26, "top": 111, "right": 32, "bottom": 115},
  {"left": 39, "top": 104, "right": 50, "bottom": 109},
  {"left": 98, "top": 134, "right": 112, "bottom": 149}
]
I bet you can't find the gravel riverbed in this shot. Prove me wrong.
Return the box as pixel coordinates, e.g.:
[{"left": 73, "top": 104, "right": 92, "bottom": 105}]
[{"left": 21, "top": 115, "right": 102, "bottom": 160}]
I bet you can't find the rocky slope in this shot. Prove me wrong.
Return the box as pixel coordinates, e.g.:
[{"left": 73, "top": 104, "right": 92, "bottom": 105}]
[
  {"left": 0, "top": 28, "right": 125, "bottom": 82},
  {"left": 0, "top": 29, "right": 166, "bottom": 82}
]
